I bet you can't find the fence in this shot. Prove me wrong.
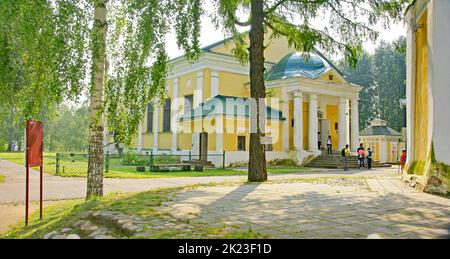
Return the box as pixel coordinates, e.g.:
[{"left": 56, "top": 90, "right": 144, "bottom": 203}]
[
  {"left": 0, "top": 151, "right": 226, "bottom": 176},
  {"left": 54, "top": 151, "right": 226, "bottom": 176}
]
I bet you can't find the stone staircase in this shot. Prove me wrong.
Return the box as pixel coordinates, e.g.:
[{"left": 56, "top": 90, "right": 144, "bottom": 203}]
[{"left": 305, "top": 152, "right": 391, "bottom": 169}]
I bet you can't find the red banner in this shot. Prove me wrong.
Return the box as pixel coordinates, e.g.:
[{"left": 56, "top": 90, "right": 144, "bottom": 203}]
[{"left": 26, "top": 120, "right": 43, "bottom": 167}]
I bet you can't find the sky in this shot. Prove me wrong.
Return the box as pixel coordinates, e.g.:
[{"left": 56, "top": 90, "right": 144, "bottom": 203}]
[{"left": 165, "top": 4, "right": 407, "bottom": 60}]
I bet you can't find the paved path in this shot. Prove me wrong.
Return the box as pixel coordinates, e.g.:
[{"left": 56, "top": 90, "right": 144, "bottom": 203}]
[
  {"left": 0, "top": 159, "right": 398, "bottom": 204},
  {"left": 2, "top": 160, "right": 449, "bottom": 238},
  {"left": 160, "top": 178, "right": 450, "bottom": 239}
]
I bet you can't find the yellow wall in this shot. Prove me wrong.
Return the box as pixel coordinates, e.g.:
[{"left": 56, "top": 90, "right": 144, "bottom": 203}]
[
  {"left": 218, "top": 72, "right": 249, "bottom": 98},
  {"left": 158, "top": 133, "right": 172, "bottom": 150},
  {"left": 142, "top": 133, "right": 154, "bottom": 149},
  {"left": 414, "top": 11, "right": 429, "bottom": 163},
  {"left": 210, "top": 31, "right": 297, "bottom": 64},
  {"left": 326, "top": 105, "right": 339, "bottom": 150},
  {"left": 319, "top": 71, "right": 343, "bottom": 84},
  {"left": 203, "top": 69, "right": 211, "bottom": 101},
  {"left": 178, "top": 72, "right": 197, "bottom": 101}
]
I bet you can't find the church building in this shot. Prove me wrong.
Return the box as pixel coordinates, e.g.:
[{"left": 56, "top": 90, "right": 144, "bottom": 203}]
[{"left": 133, "top": 32, "right": 362, "bottom": 167}]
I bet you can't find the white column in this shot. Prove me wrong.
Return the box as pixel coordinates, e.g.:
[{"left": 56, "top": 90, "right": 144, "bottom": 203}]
[
  {"left": 281, "top": 87, "right": 290, "bottom": 151},
  {"left": 428, "top": 0, "right": 450, "bottom": 164},
  {"left": 171, "top": 79, "right": 179, "bottom": 152},
  {"left": 216, "top": 116, "right": 223, "bottom": 152},
  {"left": 194, "top": 71, "right": 203, "bottom": 108},
  {"left": 137, "top": 123, "right": 143, "bottom": 152},
  {"left": 350, "top": 98, "right": 359, "bottom": 151},
  {"left": 308, "top": 94, "right": 318, "bottom": 151},
  {"left": 211, "top": 70, "right": 219, "bottom": 98},
  {"left": 338, "top": 97, "right": 348, "bottom": 150},
  {"left": 153, "top": 97, "right": 159, "bottom": 153},
  {"left": 293, "top": 91, "right": 303, "bottom": 151},
  {"left": 405, "top": 14, "right": 416, "bottom": 164}
]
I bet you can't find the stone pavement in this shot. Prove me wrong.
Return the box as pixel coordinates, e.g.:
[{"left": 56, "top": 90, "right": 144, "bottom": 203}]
[
  {"left": 0, "top": 159, "right": 397, "bottom": 204},
  {"left": 160, "top": 177, "right": 450, "bottom": 239}
]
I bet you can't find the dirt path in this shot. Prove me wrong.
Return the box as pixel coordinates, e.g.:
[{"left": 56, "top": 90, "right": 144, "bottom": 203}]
[{"left": 0, "top": 201, "right": 65, "bottom": 235}]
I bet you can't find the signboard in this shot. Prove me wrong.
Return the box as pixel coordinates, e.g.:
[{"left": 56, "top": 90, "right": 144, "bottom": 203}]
[
  {"left": 24, "top": 120, "right": 44, "bottom": 226},
  {"left": 26, "top": 120, "right": 43, "bottom": 167}
]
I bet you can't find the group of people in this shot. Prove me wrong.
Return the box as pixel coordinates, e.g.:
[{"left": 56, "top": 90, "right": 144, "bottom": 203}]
[
  {"left": 321, "top": 135, "right": 408, "bottom": 172},
  {"left": 341, "top": 143, "right": 373, "bottom": 171}
]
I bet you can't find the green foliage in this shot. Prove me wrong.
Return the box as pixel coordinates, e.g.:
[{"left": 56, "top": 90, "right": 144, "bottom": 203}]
[
  {"left": 338, "top": 37, "right": 406, "bottom": 131},
  {"left": 0, "top": 0, "right": 204, "bottom": 148},
  {"left": 212, "top": 0, "right": 408, "bottom": 68},
  {"left": 120, "top": 151, "right": 149, "bottom": 166},
  {"left": 44, "top": 104, "right": 89, "bottom": 152}
]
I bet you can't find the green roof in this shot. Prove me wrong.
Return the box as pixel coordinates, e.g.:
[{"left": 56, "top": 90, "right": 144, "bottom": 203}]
[
  {"left": 265, "top": 52, "right": 332, "bottom": 81},
  {"left": 180, "top": 95, "right": 285, "bottom": 121},
  {"left": 360, "top": 126, "right": 401, "bottom": 136}
]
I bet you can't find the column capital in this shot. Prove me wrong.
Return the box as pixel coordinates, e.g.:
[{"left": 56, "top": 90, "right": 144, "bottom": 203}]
[
  {"left": 173, "top": 77, "right": 179, "bottom": 85},
  {"left": 211, "top": 70, "right": 219, "bottom": 78},
  {"left": 339, "top": 97, "right": 348, "bottom": 103},
  {"left": 309, "top": 93, "right": 318, "bottom": 100},
  {"left": 293, "top": 91, "right": 302, "bottom": 98},
  {"left": 197, "top": 70, "right": 203, "bottom": 78}
]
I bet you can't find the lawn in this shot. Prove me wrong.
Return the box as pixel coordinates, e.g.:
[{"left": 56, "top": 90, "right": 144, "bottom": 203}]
[
  {"left": 0, "top": 152, "right": 313, "bottom": 179},
  {"left": 2, "top": 186, "right": 268, "bottom": 239},
  {"left": 0, "top": 175, "right": 4, "bottom": 183},
  {"left": 267, "top": 166, "right": 312, "bottom": 174}
]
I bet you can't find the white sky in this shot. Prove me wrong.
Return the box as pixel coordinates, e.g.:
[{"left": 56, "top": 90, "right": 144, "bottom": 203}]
[{"left": 165, "top": 4, "right": 407, "bottom": 60}]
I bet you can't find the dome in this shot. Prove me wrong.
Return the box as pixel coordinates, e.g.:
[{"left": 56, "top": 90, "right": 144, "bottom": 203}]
[{"left": 266, "top": 52, "right": 331, "bottom": 81}]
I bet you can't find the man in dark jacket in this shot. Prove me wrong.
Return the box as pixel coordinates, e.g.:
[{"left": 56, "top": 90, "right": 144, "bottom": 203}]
[{"left": 367, "top": 148, "right": 373, "bottom": 169}]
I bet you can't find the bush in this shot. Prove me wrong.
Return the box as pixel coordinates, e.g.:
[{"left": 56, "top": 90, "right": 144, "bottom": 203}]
[
  {"left": 267, "top": 159, "right": 296, "bottom": 166},
  {"left": 121, "top": 151, "right": 149, "bottom": 166}
]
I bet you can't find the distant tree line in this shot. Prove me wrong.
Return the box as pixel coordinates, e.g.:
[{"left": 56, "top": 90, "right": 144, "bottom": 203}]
[
  {"left": 0, "top": 103, "right": 89, "bottom": 152},
  {"left": 338, "top": 37, "right": 406, "bottom": 131}
]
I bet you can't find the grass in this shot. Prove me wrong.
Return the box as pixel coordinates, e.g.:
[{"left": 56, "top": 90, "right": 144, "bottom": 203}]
[
  {"left": 1, "top": 152, "right": 314, "bottom": 179},
  {"left": 267, "top": 166, "right": 312, "bottom": 174},
  {"left": 2, "top": 185, "right": 268, "bottom": 239},
  {"left": 0, "top": 175, "right": 4, "bottom": 183}
]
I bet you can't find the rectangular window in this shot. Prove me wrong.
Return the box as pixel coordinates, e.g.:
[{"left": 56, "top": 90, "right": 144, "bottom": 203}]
[
  {"left": 237, "top": 136, "right": 246, "bottom": 151},
  {"left": 146, "top": 103, "right": 153, "bottom": 133},
  {"left": 163, "top": 98, "right": 171, "bottom": 132},
  {"left": 184, "top": 95, "right": 193, "bottom": 115}
]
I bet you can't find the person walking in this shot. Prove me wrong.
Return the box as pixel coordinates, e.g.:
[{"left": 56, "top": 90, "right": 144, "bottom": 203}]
[
  {"left": 326, "top": 135, "right": 332, "bottom": 155},
  {"left": 400, "top": 149, "right": 407, "bottom": 171},
  {"left": 367, "top": 148, "right": 373, "bottom": 169},
  {"left": 342, "top": 144, "right": 351, "bottom": 171}
]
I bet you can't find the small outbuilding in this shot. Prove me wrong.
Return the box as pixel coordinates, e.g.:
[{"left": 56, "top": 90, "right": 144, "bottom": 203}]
[{"left": 359, "top": 119, "right": 405, "bottom": 163}]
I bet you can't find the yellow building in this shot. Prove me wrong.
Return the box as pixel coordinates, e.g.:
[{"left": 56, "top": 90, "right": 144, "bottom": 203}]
[
  {"left": 359, "top": 119, "right": 405, "bottom": 163},
  {"left": 405, "top": 0, "right": 450, "bottom": 194},
  {"left": 134, "top": 33, "right": 361, "bottom": 166}
]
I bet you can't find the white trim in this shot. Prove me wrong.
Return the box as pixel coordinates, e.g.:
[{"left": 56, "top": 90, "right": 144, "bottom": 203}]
[
  {"left": 338, "top": 97, "right": 348, "bottom": 150},
  {"left": 350, "top": 98, "right": 359, "bottom": 151},
  {"left": 167, "top": 52, "right": 255, "bottom": 79},
  {"left": 308, "top": 94, "right": 318, "bottom": 152},
  {"left": 153, "top": 97, "right": 159, "bottom": 152},
  {"left": 171, "top": 78, "right": 179, "bottom": 152},
  {"left": 211, "top": 70, "right": 219, "bottom": 98},
  {"left": 137, "top": 123, "right": 143, "bottom": 151},
  {"left": 194, "top": 71, "right": 203, "bottom": 108},
  {"left": 282, "top": 86, "right": 290, "bottom": 151},
  {"left": 293, "top": 91, "right": 303, "bottom": 151},
  {"left": 406, "top": 12, "right": 417, "bottom": 165}
]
